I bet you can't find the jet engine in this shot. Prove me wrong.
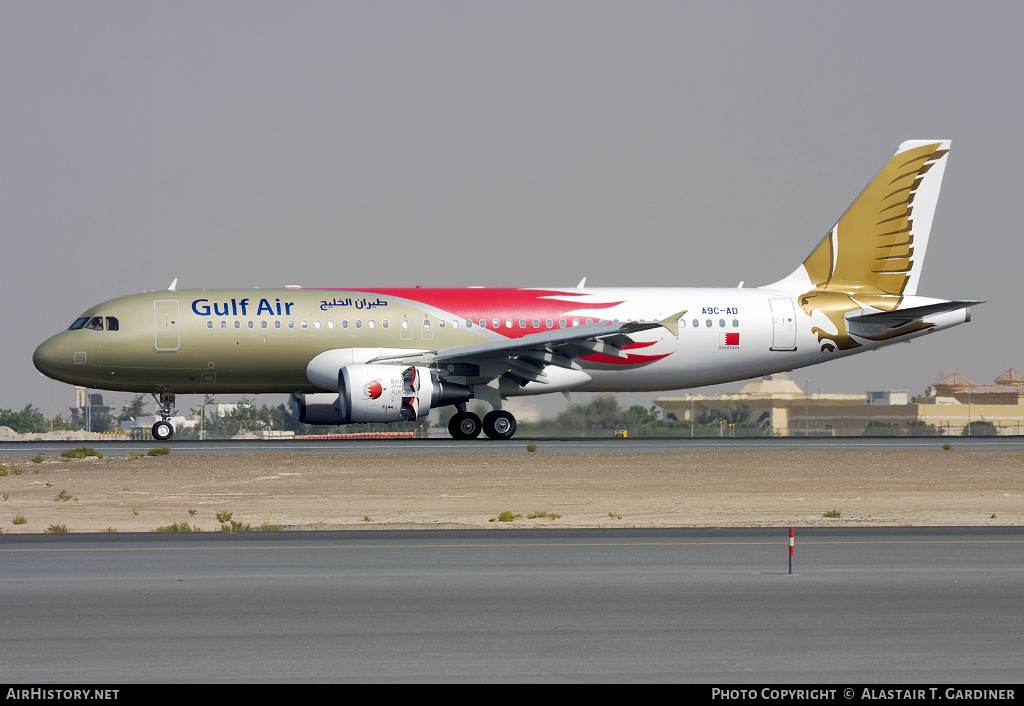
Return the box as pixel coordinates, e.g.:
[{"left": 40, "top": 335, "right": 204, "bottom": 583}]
[{"left": 293, "top": 364, "right": 470, "bottom": 425}]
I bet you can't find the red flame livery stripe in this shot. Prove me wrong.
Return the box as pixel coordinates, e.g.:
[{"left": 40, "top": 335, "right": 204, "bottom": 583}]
[
  {"left": 579, "top": 340, "right": 671, "bottom": 366},
  {"left": 313, "top": 288, "right": 625, "bottom": 341}
]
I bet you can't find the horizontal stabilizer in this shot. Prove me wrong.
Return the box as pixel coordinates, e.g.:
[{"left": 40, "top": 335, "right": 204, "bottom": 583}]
[{"left": 847, "top": 301, "right": 981, "bottom": 327}]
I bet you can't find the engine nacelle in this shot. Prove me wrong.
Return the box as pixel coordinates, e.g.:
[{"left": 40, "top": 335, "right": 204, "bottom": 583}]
[
  {"left": 293, "top": 391, "right": 348, "bottom": 425},
  {"left": 293, "top": 364, "right": 471, "bottom": 425},
  {"left": 340, "top": 363, "right": 433, "bottom": 423}
]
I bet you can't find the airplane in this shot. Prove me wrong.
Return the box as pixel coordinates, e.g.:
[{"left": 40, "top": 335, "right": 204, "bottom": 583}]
[{"left": 33, "top": 140, "right": 976, "bottom": 441}]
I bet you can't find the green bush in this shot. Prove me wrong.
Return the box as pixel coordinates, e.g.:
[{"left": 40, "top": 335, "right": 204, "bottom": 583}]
[
  {"left": 44, "top": 523, "right": 69, "bottom": 533},
  {"left": 526, "top": 510, "right": 561, "bottom": 520},
  {"left": 962, "top": 421, "right": 998, "bottom": 436},
  {"left": 147, "top": 446, "right": 171, "bottom": 456},
  {"left": 155, "top": 522, "right": 201, "bottom": 532},
  {"left": 12, "top": 514, "right": 27, "bottom": 525},
  {"left": 61, "top": 447, "right": 103, "bottom": 459}
]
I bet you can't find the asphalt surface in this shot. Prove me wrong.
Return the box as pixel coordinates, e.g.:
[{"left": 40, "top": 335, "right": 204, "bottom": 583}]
[
  {"left": 3, "top": 435, "right": 1023, "bottom": 456},
  {"left": 1, "top": 527, "right": 1021, "bottom": 682}
]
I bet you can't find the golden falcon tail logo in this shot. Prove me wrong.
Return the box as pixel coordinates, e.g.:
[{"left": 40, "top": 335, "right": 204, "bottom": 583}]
[{"left": 798, "top": 141, "right": 950, "bottom": 351}]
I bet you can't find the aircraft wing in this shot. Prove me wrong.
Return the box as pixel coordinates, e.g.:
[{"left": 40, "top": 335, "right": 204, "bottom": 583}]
[{"left": 367, "top": 310, "right": 686, "bottom": 389}]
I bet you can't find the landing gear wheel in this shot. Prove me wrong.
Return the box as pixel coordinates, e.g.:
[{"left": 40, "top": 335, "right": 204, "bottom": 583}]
[
  {"left": 449, "top": 411, "right": 482, "bottom": 440},
  {"left": 152, "top": 420, "right": 174, "bottom": 441},
  {"left": 482, "top": 410, "right": 517, "bottom": 440}
]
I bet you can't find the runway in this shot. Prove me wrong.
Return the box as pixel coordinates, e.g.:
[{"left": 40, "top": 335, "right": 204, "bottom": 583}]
[
  {"left": 2, "top": 527, "right": 1021, "bottom": 682},
  {"left": 4, "top": 434, "right": 1024, "bottom": 456}
]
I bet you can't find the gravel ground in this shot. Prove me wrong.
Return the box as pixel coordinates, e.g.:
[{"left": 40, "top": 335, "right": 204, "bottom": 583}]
[{"left": 1, "top": 449, "right": 1021, "bottom": 533}]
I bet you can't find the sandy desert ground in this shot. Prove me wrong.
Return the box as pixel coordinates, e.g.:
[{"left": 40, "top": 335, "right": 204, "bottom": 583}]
[{"left": 1, "top": 448, "right": 1021, "bottom": 533}]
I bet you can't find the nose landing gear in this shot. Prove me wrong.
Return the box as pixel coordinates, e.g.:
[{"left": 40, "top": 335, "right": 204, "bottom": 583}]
[{"left": 150, "top": 392, "right": 176, "bottom": 441}]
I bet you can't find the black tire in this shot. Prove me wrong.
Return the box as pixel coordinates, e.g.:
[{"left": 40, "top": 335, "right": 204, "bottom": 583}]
[
  {"left": 482, "top": 410, "right": 517, "bottom": 440},
  {"left": 152, "top": 420, "right": 174, "bottom": 441},
  {"left": 448, "top": 411, "right": 482, "bottom": 440}
]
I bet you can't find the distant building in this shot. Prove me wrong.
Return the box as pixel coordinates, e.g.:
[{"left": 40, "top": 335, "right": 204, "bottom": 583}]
[
  {"left": 655, "top": 370, "right": 1024, "bottom": 436},
  {"left": 655, "top": 373, "right": 866, "bottom": 436},
  {"left": 69, "top": 386, "right": 114, "bottom": 428}
]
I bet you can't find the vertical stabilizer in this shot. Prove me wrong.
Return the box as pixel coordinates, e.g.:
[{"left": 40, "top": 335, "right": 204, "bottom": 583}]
[
  {"left": 768, "top": 140, "right": 951, "bottom": 301},
  {"left": 764, "top": 140, "right": 952, "bottom": 352}
]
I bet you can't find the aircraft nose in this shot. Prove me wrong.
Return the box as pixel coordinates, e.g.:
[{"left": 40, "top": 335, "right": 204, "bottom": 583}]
[{"left": 33, "top": 336, "right": 65, "bottom": 379}]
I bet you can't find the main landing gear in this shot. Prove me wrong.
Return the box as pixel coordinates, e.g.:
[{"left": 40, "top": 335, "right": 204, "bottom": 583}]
[
  {"left": 448, "top": 408, "right": 517, "bottom": 440},
  {"left": 151, "top": 392, "right": 176, "bottom": 441}
]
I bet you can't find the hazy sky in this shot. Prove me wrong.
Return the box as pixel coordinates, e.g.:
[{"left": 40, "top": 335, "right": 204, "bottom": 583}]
[{"left": 3, "top": 2, "right": 1022, "bottom": 418}]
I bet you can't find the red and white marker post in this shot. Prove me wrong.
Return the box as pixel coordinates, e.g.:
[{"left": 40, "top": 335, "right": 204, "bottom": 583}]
[{"left": 789, "top": 527, "right": 795, "bottom": 574}]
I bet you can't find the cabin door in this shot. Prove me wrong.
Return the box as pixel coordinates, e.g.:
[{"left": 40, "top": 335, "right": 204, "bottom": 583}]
[
  {"left": 769, "top": 298, "right": 797, "bottom": 351},
  {"left": 154, "top": 300, "right": 180, "bottom": 351}
]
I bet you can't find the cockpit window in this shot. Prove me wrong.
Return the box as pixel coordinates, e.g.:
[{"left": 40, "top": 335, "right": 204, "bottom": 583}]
[{"left": 70, "top": 315, "right": 118, "bottom": 331}]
